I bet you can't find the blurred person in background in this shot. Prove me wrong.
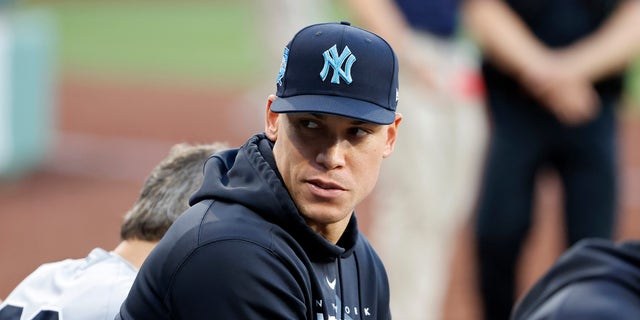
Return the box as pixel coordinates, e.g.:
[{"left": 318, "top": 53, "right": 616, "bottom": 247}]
[
  {"left": 511, "top": 237, "right": 640, "bottom": 319},
  {"left": 462, "top": 0, "right": 640, "bottom": 319},
  {"left": 0, "top": 142, "right": 227, "bottom": 320},
  {"left": 344, "top": 0, "right": 487, "bottom": 319},
  {"left": 250, "top": 0, "right": 331, "bottom": 106}
]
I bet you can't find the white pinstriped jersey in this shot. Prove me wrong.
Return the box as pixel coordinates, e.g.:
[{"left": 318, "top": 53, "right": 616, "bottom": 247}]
[{"left": 0, "top": 248, "right": 137, "bottom": 320}]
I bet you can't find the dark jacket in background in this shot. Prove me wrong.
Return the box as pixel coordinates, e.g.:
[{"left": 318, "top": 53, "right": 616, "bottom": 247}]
[{"left": 512, "top": 238, "right": 640, "bottom": 319}]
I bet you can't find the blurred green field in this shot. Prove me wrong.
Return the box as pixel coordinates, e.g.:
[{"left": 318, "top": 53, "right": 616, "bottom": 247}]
[
  {"left": 21, "top": 1, "right": 265, "bottom": 87},
  {"left": 17, "top": 0, "right": 351, "bottom": 89},
  {"left": 627, "top": 60, "right": 640, "bottom": 109},
  {"left": 60, "top": 2, "right": 259, "bottom": 83}
]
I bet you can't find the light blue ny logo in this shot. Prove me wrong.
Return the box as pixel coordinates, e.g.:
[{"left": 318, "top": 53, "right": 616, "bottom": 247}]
[{"left": 319, "top": 45, "right": 356, "bottom": 84}]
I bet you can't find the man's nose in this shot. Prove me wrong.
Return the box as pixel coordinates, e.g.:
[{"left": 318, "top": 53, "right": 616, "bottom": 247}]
[{"left": 315, "top": 139, "right": 347, "bottom": 169}]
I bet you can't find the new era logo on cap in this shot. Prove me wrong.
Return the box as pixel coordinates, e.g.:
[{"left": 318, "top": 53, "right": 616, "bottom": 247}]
[{"left": 271, "top": 21, "right": 399, "bottom": 125}]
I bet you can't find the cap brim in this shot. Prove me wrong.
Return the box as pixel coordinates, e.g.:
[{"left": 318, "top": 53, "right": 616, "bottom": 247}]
[{"left": 270, "top": 95, "right": 396, "bottom": 125}]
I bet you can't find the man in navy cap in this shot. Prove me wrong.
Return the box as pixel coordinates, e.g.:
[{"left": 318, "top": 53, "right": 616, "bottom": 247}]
[{"left": 117, "top": 21, "right": 401, "bottom": 320}]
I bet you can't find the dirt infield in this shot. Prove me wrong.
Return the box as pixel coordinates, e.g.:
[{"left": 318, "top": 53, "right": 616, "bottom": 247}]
[
  {"left": 0, "top": 75, "right": 254, "bottom": 298},
  {"left": 1, "top": 74, "right": 639, "bottom": 319}
]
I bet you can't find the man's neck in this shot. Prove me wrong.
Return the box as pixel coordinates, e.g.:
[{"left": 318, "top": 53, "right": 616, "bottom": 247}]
[
  {"left": 306, "top": 215, "right": 352, "bottom": 245},
  {"left": 112, "top": 239, "right": 158, "bottom": 269}
]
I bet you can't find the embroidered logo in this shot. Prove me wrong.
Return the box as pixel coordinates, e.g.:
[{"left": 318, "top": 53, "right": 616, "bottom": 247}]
[
  {"left": 319, "top": 45, "right": 356, "bottom": 84},
  {"left": 326, "top": 276, "right": 337, "bottom": 290},
  {"left": 276, "top": 47, "right": 289, "bottom": 86}
]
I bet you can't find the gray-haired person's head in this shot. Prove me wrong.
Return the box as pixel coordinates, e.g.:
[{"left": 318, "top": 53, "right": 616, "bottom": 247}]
[{"left": 120, "top": 142, "right": 228, "bottom": 242}]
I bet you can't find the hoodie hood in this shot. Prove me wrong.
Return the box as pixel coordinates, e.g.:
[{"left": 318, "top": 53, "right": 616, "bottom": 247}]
[
  {"left": 190, "top": 133, "right": 359, "bottom": 261},
  {"left": 512, "top": 238, "right": 640, "bottom": 319}
]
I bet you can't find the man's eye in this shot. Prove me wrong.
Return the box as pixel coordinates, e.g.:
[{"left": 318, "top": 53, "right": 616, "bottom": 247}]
[
  {"left": 349, "top": 127, "right": 369, "bottom": 136},
  {"left": 301, "top": 120, "right": 319, "bottom": 129}
]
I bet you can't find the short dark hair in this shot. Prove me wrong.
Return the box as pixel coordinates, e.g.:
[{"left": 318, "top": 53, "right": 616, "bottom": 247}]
[{"left": 120, "top": 142, "right": 228, "bottom": 241}]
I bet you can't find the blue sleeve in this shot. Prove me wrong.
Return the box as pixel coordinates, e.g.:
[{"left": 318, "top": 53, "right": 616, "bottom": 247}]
[
  {"left": 116, "top": 257, "right": 173, "bottom": 320},
  {"left": 167, "top": 239, "right": 309, "bottom": 319}
]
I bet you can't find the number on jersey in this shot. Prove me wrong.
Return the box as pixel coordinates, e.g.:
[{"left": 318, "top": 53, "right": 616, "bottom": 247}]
[{"left": 0, "top": 304, "right": 59, "bottom": 320}]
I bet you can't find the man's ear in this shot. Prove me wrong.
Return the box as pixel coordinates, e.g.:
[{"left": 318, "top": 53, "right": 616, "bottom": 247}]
[
  {"left": 383, "top": 113, "right": 403, "bottom": 158},
  {"left": 265, "top": 95, "right": 279, "bottom": 141}
]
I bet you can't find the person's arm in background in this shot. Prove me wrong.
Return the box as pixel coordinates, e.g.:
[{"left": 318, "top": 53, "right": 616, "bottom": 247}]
[
  {"left": 462, "top": 0, "right": 598, "bottom": 125},
  {"left": 461, "top": 0, "right": 548, "bottom": 80},
  {"left": 556, "top": 0, "right": 640, "bottom": 83},
  {"left": 345, "top": 0, "right": 438, "bottom": 90},
  {"left": 532, "top": 0, "right": 640, "bottom": 124}
]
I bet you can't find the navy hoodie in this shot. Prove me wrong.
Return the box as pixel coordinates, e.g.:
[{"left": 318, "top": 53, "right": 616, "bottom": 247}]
[
  {"left": 512, "top": 238, "right": 640, "bottom": 320},
  {"left": 117, "top": 133, "right": 391, "bottom": 320}
]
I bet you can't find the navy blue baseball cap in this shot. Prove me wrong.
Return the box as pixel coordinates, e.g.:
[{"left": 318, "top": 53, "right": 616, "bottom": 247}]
[{"left": 271, "top": 21, "right": 399, "bottom": 125}]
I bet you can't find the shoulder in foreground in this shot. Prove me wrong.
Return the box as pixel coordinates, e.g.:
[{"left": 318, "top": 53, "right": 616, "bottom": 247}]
[{"left": 521, "top": 279, "right": 640, "bottom": 320}]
